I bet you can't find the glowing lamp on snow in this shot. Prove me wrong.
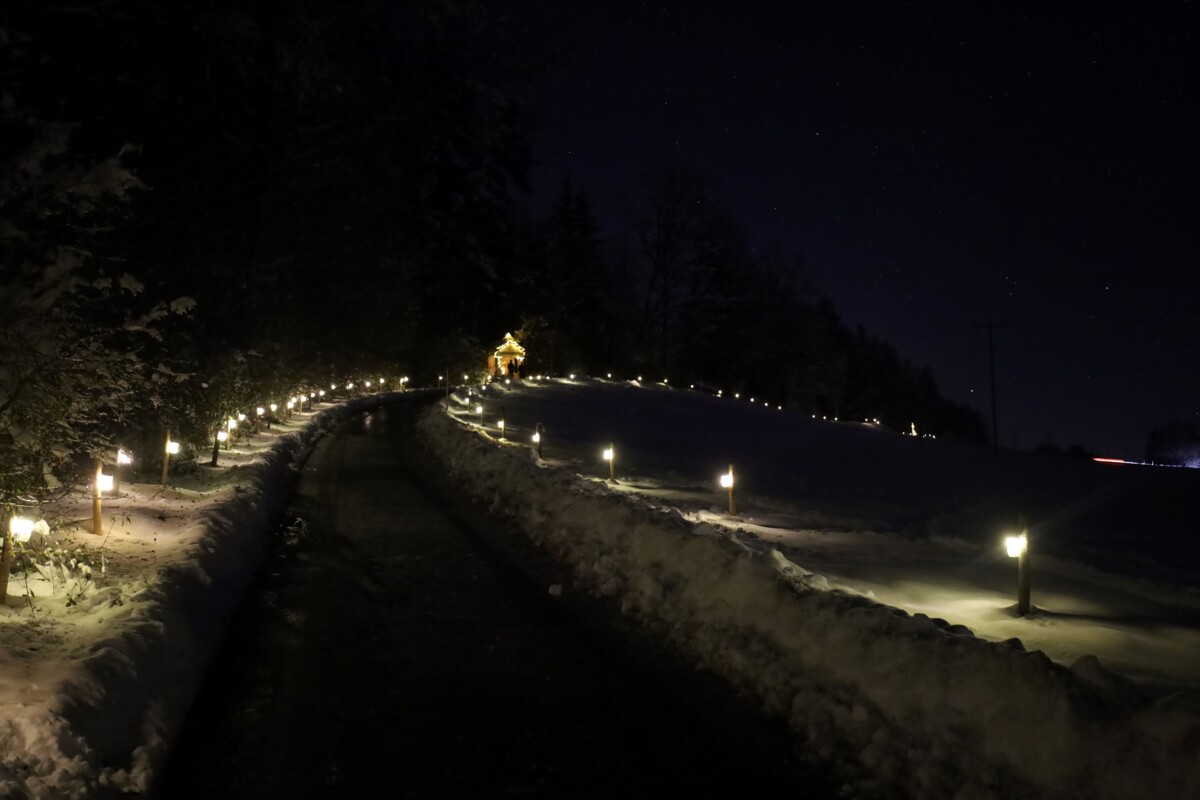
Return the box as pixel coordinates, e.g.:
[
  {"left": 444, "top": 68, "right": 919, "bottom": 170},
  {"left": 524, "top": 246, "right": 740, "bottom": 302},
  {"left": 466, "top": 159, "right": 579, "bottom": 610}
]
[
  {"left": 365, "top": 380, "right": 372, "bottom": 388},
  {"left": 256, "top": 407, "right": 265, "bottom": 417},
  {"left": 237, "top": 413, "right": 247, "bottom": 422},
  {"left": 217, "top": 430, "right": 228, "bottom": 442},
  {"left": 1004, "top": 530, "right": 1032, "bottom": 616},
  {"left": 117, "top": 449, "right": 132, "bottom": 466},
  {"left": 498, "top": 419, "right": 505, "bottom": 438},
  {"left": 346, "top": 383, "right": 353, "bottom": 390},
  {"left": 532, "top": 432, "right": 541, "bottom": 444},
  {"left": 569, "top": 373, "right": 576, "bottom": 380},
  {"left": 331, "top": 383, "right": 337, "bottom": 390},
  {"left": 270, "top": 403, "right": 278, "bottom": 413},
  {"left": 227, "top": 418, "right": 238, "bottom": 431},
  {"left": 318, "top": 390, "right": 325, "bottom": 398},
  {"left": 603, "top": 445, "right": 615, "bottom": 482},
  {"left": 9, "top": 516, "right": 34, "bottom": 543},
  {"left": 720, "top": 466, "right": 736, "bottom": 515},
  {"left": 166, "top": 441, "right": 180, "bottom": 455},
  {"left": 97, "top": 473, "right": 114, "bottom": 493}
]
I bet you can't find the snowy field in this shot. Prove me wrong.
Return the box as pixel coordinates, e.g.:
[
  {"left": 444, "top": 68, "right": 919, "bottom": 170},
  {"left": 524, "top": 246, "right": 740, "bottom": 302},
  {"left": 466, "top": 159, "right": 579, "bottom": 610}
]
[
  {"left": 0, "top": 396, "right": 384, "bottom": 799},
  {"left": 422, "top": 378, "right": 1200, "bottom": 799}
]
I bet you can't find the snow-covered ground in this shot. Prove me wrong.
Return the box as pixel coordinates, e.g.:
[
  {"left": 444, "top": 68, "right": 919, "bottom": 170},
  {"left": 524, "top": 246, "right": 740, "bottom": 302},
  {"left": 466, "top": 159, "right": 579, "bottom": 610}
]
[
  {"left": 421, "top": 378, "right": 1200, "bottom": 799},
  {"left": 0, "top": 396, "right": 384, "bottom": 799}
]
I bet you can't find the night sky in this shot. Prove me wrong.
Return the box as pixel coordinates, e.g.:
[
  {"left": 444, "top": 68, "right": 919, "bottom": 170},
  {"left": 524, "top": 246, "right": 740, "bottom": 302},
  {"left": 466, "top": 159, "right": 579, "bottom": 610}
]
[{"left": 509, "top": 2, "right": 1200, "bottom": 458}]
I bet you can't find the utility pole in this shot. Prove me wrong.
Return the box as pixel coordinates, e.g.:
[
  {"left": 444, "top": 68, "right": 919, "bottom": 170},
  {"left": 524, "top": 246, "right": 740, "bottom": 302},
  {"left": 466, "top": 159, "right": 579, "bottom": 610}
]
[{"left": 976, "top": 320, "right": 1006, "bottom": 457}]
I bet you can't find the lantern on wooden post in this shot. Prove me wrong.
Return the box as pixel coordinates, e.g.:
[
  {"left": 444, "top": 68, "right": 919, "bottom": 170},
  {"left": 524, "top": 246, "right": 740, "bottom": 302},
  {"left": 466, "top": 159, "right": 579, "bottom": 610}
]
[
  {"left": 603, "top": 445, "right": 615, "bottom": 482},
  {"left": 1005, "top": 530, "right": 1032, "bottom": 615},
  {"left": 115, "top": 449, "right": 132, "bottom": 495},
  {"left": 161, "top": 430, "right": 179, "bottom": 486},
  {"left": 720, "top": 465, "right": 736, "bottom": 515}
]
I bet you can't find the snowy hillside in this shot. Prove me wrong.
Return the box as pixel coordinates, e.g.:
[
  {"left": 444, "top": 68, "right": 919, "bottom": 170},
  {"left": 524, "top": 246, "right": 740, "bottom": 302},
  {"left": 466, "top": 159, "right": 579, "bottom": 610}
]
[{"left": 420, "top": 378, "right": 1200, "bottom": 799}]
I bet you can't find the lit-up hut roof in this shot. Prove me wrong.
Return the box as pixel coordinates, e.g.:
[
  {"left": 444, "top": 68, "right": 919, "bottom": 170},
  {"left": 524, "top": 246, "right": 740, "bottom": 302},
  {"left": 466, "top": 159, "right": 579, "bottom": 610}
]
[{"left": 494, "top": 332, "right": 526, "bottom": 361}]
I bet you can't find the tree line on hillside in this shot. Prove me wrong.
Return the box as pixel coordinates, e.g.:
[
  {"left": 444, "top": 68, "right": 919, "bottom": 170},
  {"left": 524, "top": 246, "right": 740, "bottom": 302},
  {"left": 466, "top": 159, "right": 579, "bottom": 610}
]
[
  {"left": 1, "top": 0, "right": 984, "bottom": 511},
  {"left": 510, "top": 173, "right": 987, "bottom": 444}
]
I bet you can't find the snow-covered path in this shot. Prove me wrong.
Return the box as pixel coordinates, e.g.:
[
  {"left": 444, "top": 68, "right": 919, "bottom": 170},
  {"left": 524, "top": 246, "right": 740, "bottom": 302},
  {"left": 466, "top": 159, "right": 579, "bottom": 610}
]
[{"left": 161, "top": 398, "right": 830, "bottom": 797}]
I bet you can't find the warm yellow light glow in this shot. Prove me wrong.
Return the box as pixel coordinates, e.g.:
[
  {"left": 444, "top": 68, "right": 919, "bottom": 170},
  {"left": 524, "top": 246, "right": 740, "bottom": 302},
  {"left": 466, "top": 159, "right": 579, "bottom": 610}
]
[
  {"left": 637, "top": 375, "right": 643, "bottom": 381},
  {"left": 380, "top": 378, "right": 386, "bottom": 384},
  {"left": 97, "top": 473, "right": 114, "bottom": 492},
  {"left": 603, "top": 447, "right": 614, "bottom": 461},
  {"left": 256, "top": 407, "right": 265, "bottom": 416},
  {"left": 1005, "top": 534, "right": 1027, "bottom": 558},
  {"left": 475, "top": 404, "right": 483, "bottom": 414},
  {"left": 569, "top": 373, "right": 576, "bottom": 380},
  {"left": 217, "top": 430, "right": 228, "bottom": 442},
  {"left": 270, "top": 403, "right": 278, "bottom": 412},
  {"left": 365, "top": 380, "right": 372, "bottom": 387},
  {"left": 720, "top": 471, "right": 734, "bottom": 489},
  {"left": 238, "top": 413, "right": 247, "bottom": 422},
  {"left": 10, "top": 516, "right": 34, "bottom": 542},
  {"left": 166, "top": 441, "right": 180, "bottom": 455},
  {"left": 498, "top": 420, "right": 505, "bottom": 431},
  {"left": 346, "top": 383, "right": 354, "bottom": 390},
  {"left": 117, "top": 449, "right": 132, "bottom": 465},
  {"left": 607, "top": 373, "right": 612, "bottom": 379},
  {"left": 318, "top": 390, "right": 325, "bottom": 397},
  {"left": 532, "top": 432, "right": 541, "bottom": 444},
  {"left": 331, "top": 383, "right": 337, "bottom": 390},
  {"left": 227, "top": 418, "right": 238, "bottom": 430},
  {"left": 463, "top": 374, "right": 469, "bottom": 380}
]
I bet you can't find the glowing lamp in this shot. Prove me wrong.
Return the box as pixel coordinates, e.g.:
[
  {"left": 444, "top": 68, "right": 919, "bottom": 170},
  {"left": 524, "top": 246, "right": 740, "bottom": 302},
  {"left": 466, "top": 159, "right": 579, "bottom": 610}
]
[
  {"left": 637, "top": 375, "right": 643, "bottom": 382},
  {"left": 475, "top": 404, "right": 483, "bottom": 415},
  {"left": 227, "top": 418, "right": 238, "bottom": 430},
  {"left": 97, "top": 473, "right": 114, "bottom": 493},
  {"left": 463, "top": 374, "right": 469, "bottom": 380},
  {"left": 117, "top": 449, "right": 132, "bottom": 465},
  {"left": 569, "top": 373, "right": 576, "bottom": 380},
  {"left": 346, "top": 383, "right": 353, "bottom": 390},
  {"left": 287, "top": 400, "right": 295, "bottom": 410},
  {"left": 532, "top": 432, "right": 541, "bottom": 444},
  {"left": 9, "top": 516, "right": 34, "bottom": 543},
  {"left": 256, "top": 407, "right": 265, "bottom": 417},
  {"left": 217, "top": 430, "right": 228, "bottom": 442},
  {"left": 498, "top": 419, "right": 505, "bottom": 436},
  {"left": 270, "top": 403, "right": 278, "bottom": 412},
  {"left": 236, "top": 413, "right": 245, "bottom": 423},
  {"left": 720, "top": 465, "right": 737, "bottom": 514},
  {"left": 318, "top": 390, "right": 325, "bottom": 398},
  {"left": 166, "top": 441, "right": 180, "bottom": 455},
  {"left": 1004, "top": 529, "right": 1032, "bottom": 615},
  {"left": 603, "top": 447, "right": 613, "bottom": 461},
  {"left": 365, "top": 380, "right": 372, "bottom": 388},
  {"left": 1005, "top": 534, "right": 1027, "bottom": 558},
  {"left": 331, "top": 383, "right": 337, "bottom": 390}
]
